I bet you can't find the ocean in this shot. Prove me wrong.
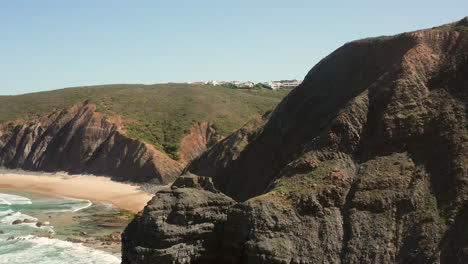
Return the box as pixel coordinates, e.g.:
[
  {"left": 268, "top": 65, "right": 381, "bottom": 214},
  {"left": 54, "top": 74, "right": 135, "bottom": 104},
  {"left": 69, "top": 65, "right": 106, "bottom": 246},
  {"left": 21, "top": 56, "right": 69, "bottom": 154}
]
[{"left": 0, "top": 190, "right": 121, "bottom": 264}]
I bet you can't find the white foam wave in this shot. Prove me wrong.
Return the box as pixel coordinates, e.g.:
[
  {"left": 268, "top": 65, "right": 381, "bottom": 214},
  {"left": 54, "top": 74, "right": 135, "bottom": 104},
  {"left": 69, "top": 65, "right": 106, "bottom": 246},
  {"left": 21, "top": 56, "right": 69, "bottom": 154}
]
[
  {"left": 72, "top": 200, "right": 92, "bottom": 212},
  {"left": 0, "top": 211, "right": 37, "bottom": 225},
  {"left": 0, "top": 235, "right": 120, "bottom": 264},
  {"left": 0, "top": 198, "right": 11, "bottom": 205},
  {"left": 44, "top": 196, "right": 93, "bottom": 213},
  {"left": 0, "top": 193, "right": 32, "bottom": 205},
  {"left": 0, "top": 209, "right": 14, "bottom": 216},
  {"left": 0, "top": 191, "right": 118, "bottom": 264},
  {"left": 0, "top": 211, "right": 53, "bottom": 233}
]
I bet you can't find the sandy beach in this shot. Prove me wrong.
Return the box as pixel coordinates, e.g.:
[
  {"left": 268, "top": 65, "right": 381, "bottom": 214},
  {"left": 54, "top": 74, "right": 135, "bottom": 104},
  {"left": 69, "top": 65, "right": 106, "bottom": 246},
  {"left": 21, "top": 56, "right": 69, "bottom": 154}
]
[{"left": 0, "top": 170, "right": 154, "bottom": 213}]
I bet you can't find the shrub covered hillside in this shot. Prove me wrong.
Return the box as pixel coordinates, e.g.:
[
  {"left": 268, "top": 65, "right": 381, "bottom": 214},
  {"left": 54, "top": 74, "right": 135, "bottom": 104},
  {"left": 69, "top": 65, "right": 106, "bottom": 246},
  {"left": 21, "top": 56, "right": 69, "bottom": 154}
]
[{"left": 0, "top": 83, "right": 290, "bottom": 160}]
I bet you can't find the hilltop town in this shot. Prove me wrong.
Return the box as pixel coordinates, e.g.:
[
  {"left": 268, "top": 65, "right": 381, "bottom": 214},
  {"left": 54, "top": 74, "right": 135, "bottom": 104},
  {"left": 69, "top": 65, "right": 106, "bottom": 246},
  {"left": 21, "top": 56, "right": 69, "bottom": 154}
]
[{"left": 185, "top": 79, "right": 302, "bottom": 90}]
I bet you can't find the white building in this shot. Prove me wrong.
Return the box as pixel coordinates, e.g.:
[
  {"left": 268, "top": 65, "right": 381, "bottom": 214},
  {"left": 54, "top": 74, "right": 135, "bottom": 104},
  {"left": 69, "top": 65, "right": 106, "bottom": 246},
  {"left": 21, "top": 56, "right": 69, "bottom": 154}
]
[
  {"left": 262, "top": 81, "right": 282, "bottom": 90},
  {"left": 243, "top": 81, "right": 255, "bottom": 87},
  {"left": 207, "top": 80, "right": 220, "bottom": 86},
  {"left": 262, "top": 80, "right": 302, "bottom": 89}
]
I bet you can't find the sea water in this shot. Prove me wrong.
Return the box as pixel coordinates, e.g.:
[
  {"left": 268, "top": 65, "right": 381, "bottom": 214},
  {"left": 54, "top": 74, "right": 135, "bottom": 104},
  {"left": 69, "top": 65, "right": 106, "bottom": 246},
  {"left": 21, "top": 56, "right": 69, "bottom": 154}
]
[{"left": 0, "top": 190, "right": 120, "bottom": 264}]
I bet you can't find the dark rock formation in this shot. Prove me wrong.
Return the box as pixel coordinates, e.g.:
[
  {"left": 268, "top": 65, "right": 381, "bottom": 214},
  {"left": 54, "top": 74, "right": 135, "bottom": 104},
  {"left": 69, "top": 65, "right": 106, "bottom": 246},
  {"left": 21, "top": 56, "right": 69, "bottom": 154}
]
[
  {"left": 11, "top": 219, "right": 22, "bottom": 225},
  {"left": 123, "top": 19, "right": 468, "bottom": 263},
  {"left": 171, "top": 173, "right": 219, "bottom": 192},
  {"left": 186, "top": 22, "right": 468, "bottom": 203},
  {"left": 122, "top": 174, "right": 235, "bottom": 264},
  {"left": 0, "top": 102, "right": 183, "bottom": 184}
]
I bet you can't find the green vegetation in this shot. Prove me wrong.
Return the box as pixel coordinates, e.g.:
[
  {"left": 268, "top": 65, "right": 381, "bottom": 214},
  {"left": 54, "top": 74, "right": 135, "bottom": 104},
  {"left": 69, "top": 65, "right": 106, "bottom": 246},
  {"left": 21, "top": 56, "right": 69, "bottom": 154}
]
[
  {"left": 420, "top": 193, "right": 438, "bottom": 223},
  {"left": 404, "top": 114, "right": 420, "bottom": 128},
  {"left": 359, "top": 35, "right": 394, "bottom": 43},
  {"left": 432, "top": 25, "right": 468, "bottom": 32},
  {"left": 418, "top": 190, "right": 448, "bottom": 253},
  {"left": 399, "top": 164, "right": 416, "bottom": 176},
  {"left": 454, "top": 26, "right": 468, "bottom": 32},
  {"left": 269, "top": 165, "right": 333, "bottom": 197},
  {"left": 113, "top": 210, "right": 136, "bottom": 220},
  {"left": 277, "top": 79, "right": 298, "bottom": 83},
  {"left": 432, "top": 25, "right": 447, "bottom": 30},
  {"left": 0, "top": 83, "right": 291, "bottom": 159},
  {"left": 220, "top": 83, "right": 264, "bottom": 90},
  {"left": 220, "top": 83, "right": 241, "bottom": 89},
  {"left": 367, "top": 170, "right": 385, "bottom": 179}
]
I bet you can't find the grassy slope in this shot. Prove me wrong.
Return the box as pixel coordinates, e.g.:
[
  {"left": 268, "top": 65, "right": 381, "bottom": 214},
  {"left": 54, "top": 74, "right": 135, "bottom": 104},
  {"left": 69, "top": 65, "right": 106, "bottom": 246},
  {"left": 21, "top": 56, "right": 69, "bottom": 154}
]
[{"left": 0, "top": 83, "right": 290, "bottom": 159}]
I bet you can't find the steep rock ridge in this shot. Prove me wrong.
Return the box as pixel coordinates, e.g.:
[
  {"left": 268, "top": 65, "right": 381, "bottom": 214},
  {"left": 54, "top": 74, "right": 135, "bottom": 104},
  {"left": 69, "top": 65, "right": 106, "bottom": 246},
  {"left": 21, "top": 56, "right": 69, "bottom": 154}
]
[
  {"left": 0, "top": 102, "right": 183, "bottom": 183},
  {"left": 124, "top": 19, "right": 468, "bottom": 263},
  {"left": 184, "top": 112, "right": 270, "bottom": 177},
  {"left": 187, "top": 31, "right": 420, "bottom": 201},
  {"left": 187, "top": 20, "right": 468, "bottom": 202},
  {"left": 178, "top": 122, "right": 221, "bottom": 164}
]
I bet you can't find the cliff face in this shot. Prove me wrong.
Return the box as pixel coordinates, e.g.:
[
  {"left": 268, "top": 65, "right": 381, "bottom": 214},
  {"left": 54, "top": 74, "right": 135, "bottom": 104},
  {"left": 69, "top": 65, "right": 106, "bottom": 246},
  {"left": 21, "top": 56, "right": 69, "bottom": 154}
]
[
  {"left": 187, "top": 20, "right": 468, "bottom": 202},
  {"left": 184, "top": 113, "right": 270, "bottom": 177},
  {"left": 178, "top": 122, "right": 221, "bottom": 164},
  {"left": 0, "top": 102, "right": 183, "bottom": 183},
  {"left": 123, "top": 19, "right": 468, "bottom": 263},
  {"left": 122, "top": 175, "right": 235, "bottom": 264}
]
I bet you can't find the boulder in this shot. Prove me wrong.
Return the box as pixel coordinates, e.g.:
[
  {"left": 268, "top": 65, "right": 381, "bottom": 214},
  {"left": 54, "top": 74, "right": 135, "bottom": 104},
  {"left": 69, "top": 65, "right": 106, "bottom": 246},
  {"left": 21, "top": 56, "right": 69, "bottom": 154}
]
[
  {"left": 122, "top": 179, "right": 235, "bottom": 264},
  {"left": 12, "top": 220, "right": 22, "bottom": 225}
]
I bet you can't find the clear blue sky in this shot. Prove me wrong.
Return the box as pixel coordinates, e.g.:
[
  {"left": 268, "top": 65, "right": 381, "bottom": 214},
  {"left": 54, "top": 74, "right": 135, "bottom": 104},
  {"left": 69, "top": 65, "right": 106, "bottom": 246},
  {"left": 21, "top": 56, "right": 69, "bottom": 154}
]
[{"left": 1, "top": 0, "right": 466, "bottom": 95}]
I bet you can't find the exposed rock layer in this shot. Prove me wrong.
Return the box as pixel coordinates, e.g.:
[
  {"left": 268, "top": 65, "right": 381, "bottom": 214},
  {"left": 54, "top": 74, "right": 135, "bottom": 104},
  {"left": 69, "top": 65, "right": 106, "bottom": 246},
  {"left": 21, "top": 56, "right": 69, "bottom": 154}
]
[
  {"left": 0, "top": 102, "right": 183, "bottom": 183},
  {"left": 124, "top": 19, "right": 468, "bottom": 263},
  {"left": 179, "top": 122, "right": 221, "bottom": 164}
]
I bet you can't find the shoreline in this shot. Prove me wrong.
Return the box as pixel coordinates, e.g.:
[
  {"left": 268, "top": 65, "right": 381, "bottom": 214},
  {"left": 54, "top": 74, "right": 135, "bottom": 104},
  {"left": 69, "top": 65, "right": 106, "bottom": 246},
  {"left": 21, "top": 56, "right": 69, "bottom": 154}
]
[{"left": 0, "top": 170, "right": 154, "bottom": 213}]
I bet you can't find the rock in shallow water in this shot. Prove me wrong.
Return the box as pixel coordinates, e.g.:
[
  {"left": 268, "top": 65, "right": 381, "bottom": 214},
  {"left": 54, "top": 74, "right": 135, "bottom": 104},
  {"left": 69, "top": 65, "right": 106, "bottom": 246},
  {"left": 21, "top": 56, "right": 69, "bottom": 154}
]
[{"left": 11, "top": 220, "right": 22, "bottom": 225}]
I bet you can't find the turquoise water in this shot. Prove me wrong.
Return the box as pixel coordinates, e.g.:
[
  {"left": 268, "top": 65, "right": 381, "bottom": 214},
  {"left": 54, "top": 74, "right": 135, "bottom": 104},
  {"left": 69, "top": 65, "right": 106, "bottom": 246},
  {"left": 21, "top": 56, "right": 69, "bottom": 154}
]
[{"left": 0, "top": 190, "right": 120, "bottom": 264}]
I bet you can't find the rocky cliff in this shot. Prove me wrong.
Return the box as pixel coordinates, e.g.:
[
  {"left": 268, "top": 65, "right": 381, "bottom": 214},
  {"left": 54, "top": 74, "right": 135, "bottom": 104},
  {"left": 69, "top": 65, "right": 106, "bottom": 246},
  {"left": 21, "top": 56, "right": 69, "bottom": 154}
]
[
  {"left": 122, "top": 174, "right": 235, "bottom": 263},
  {"left": 178, "top": 122, "right": 221, "bottom": 164},
  {"left": 0, "top": 102, "right": 183, "bottom": 183},
  {"left": 123, "top": 18, "right": 468, "bottom": 263},
  {"left": 0, "top": 82, "right": 288, "bottom": 183}
]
